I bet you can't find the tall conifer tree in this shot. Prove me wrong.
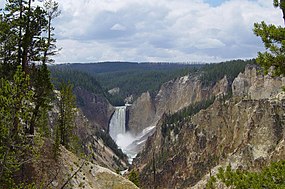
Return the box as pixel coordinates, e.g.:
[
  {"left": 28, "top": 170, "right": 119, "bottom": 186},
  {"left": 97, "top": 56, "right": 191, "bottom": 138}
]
[
  {"left": 56, "top": 83, "right": 76, "bottom": 150},
  {"left": 253, "top": 0, "right": 285, "bottom": 76}
]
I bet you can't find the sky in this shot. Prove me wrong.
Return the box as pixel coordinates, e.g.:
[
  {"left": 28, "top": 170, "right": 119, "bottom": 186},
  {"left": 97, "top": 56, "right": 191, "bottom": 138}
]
[{"left": 1, "top": 0, "right": 284, "bottom": 63}]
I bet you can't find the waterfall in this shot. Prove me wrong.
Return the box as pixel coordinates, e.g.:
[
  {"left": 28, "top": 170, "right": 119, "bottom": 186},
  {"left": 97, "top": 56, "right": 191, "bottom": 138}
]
[
  {"left": 109, "top": 105, "right": 156, "bottom": 164},
  {"left": 109, "top": 106, "right": 127, "bottom": 142},
  {"left": 109, "top": 106, "right": 136, "bottom": 163}
]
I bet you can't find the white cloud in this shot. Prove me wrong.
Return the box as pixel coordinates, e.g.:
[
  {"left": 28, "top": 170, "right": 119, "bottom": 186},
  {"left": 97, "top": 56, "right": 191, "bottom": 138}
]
[
  {"left": 195, "top": 38, "right": 226, "bottom": 49},
  {"left": 50, "top": 0, "right": 284, "bottom": 63},
  {"left": 0, "top": 2, "right": 4, "bottom": 8},
  {"left": 111, "top": 24, "right": 127, "bottom": 31}
]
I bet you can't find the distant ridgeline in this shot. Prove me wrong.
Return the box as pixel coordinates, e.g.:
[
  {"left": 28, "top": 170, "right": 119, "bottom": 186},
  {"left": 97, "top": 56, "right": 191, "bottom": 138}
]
[
  {"left": 49, "top": 60, "right": 253, "bottom": 106},
  {"left": 50, "top": 67, "right": 105, "bottom": 95}
]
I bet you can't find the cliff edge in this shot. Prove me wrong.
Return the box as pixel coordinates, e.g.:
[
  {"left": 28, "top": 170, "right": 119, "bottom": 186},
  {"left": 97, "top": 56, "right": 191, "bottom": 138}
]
[{"left": 132, "top": 65, "right": 285, "bottom": 188}]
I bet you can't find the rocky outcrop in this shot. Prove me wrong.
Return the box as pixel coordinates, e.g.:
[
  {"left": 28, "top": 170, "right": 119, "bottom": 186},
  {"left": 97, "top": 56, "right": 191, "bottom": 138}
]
[
  {"left": 232, "top": 65, "right": 285, "bottom": 99},
  {"left": 212, "top": 75, "right": 229, "bottom": 96},
  {"left": 155, "top": 75, "right": 229, "bottom": 117},
  {"left": 73, "top": 86, "right": 114, "bottom": 130},
  {"left": 134, "top": 96, "right": 285, "bottom": 188},
  {"left": 154, "top": 75, "right": 204, "bottom": 117},
  {"left": 57, "top": 147, "right": 138, "bottom": 189},
  {"left": 31, "top": 142, "right": 138, "bottom": 189},
  {"left": 108, "top": 87, "right": 120, "bottom": 95},
  {"left": 132, "top": 65, "right": 285, "bottom": 188},
  {"left": 128, "top": 74, "right": 229, "bottom": 135},
  {"left": 128, "top": 92, "right": 156, "bottom": 134}
]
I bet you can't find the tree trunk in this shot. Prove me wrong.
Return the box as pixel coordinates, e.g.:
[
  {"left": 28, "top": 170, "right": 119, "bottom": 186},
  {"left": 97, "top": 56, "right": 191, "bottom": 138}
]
[
  {"left": 29, "top": 104, "right": 40, "bottom": 135},
  {"left": 22, "top": 48, "right": 28, "bottom": 74},
  {"left": 22, "top": 0, "right": 32, "bottom": 74}
]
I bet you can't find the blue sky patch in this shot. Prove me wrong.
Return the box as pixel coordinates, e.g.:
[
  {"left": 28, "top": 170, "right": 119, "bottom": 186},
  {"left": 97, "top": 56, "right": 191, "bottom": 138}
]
[{"left": 204, "top": 0, "right": 227, "bottom": 7}]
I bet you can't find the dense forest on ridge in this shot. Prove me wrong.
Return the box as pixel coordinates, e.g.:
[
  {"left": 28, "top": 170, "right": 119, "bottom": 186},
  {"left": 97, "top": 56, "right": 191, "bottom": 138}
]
[{"left": 50, "top": 59, "right": 252, "bottom": 105}]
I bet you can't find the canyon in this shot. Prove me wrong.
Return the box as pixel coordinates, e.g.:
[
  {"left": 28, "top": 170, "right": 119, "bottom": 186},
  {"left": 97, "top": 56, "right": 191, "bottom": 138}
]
[
  {"left": 51, "top": 63, "right": 285, "bottom": 188},
  {"left": 129, "top": 65, "right": 285, "bottom": 188}
]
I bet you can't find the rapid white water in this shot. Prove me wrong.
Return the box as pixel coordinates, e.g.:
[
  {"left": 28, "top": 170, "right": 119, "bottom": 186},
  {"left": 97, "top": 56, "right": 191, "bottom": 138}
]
[
  {"left": 109, "top": 106, "right": 156, "bottom": 164},
  {"left": 109, "top": 106, "right": 127, "bottom": 141},
  {"left": 109, "top": 106, "right": 135, "bottom": 162}
]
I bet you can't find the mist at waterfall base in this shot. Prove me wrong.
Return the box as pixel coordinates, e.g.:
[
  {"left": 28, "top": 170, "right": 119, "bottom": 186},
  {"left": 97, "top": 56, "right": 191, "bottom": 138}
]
[
  {"left": 116, "top": 126, "right": 156, "bottom": 163},
  {"left": 109, "top": 106, "right": 155, "bottom": 164},
  {"left": 116, "top": 132, "right": 137, "bottom": 162},
  {"left": 116, "top": 132, "right": 135, "bottom": 149}
]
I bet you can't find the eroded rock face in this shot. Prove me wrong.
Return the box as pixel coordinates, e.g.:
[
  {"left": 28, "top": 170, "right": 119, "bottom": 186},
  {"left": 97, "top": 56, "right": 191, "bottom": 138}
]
[
  {"left": 128, "top": 74, "right": 229, "bottom": 135},
  {"left": 212, "top": 76, "right": 229, "bottom": 97},
  {"left": 134, "top": 97, "right": 285, "bottom": 188},
  {"left": 73, "top": 86, "right": 114, "bottom": 130},
  {"left": 232, "top": 65, "right": 285, "bottom": 99},
  {"left": 154, "top": 75, "right": 204, "bottom": 117},
  {"left": 74, "top": 109, "right": 129, "bottom": 171},
  {"left": 155, "top": 75, "right": 229, "bottom": 117},
  {"left": 133, "top": 66, "right": 285, "bottom": 188},
  {"left": 128, "top": 92, "right": 156, "bottom": 134},
  {"left": 58, "top": 147, "right": 138, "bottom": 189}
]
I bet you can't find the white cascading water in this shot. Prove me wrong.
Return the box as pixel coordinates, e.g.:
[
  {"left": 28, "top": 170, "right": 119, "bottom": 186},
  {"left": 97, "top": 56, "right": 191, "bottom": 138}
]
[
  {"left": 109, "top": 106, "right": 127, "bottom": 142},
  {"left": 109, "top": 106, "right": 136, "bottom": 163},
  {"left": 109, "top": 105, "right": 156, "bottom": 164}
]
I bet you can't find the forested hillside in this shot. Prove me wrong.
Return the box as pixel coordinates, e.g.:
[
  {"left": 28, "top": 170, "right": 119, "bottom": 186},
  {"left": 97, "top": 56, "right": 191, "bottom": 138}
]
[
  {"left": 50, "top": 68, "right": 106, "bottom": 98},
  {"left": 199, "top": 59, "right": 254, "bottom": 85},
  {"left": 50, "top": 59, "right": 252, "bottom": 105},
  {"left": 55, "top": 62, "right": 200, "bottom": 74},
  {"left": 51, "top": 62, "right": 200, "bottom": 105}
]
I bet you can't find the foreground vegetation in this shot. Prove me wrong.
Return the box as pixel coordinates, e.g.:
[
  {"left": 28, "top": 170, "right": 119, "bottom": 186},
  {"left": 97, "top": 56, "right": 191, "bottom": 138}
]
[
  {"left": 0, "top": 0, "right": 80, "bottom": 187},
  {"left": 207, "top": 161, "right": 285, "bottom": 189}
]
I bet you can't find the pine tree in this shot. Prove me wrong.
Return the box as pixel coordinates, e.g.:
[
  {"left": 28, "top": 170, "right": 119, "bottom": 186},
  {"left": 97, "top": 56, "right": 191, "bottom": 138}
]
[
  {"left": 0, "top": 1, "right": 60, "bottom": 186},
  {"left": 43, "top": 0, "right": 61, "bottom": 64},
  {"left": 30, "top": 63, "right": 54, "bottom": 135},
  {"left": 1, "top": 0, "right": 60, "bottom": 135},
  {"left": 55, "top": 82, "right": 76, "bottom": 150},
  {"left": 253, "top": 0, "right": 285, "bottom": 76},
  {"left": 209, "top": 160, "right": 285, "bottom": 188},
  {"left": 0, "top": 66, "right": 34, "bottom": 188},
  {"left": 0, "top": 0, "right": 60, "bottom": 75}
]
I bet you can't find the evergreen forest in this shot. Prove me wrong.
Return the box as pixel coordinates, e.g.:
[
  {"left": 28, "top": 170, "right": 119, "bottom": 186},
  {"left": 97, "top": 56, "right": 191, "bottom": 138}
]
[{"left": 50, "top": 59, "right": 252, "bottom": 106}]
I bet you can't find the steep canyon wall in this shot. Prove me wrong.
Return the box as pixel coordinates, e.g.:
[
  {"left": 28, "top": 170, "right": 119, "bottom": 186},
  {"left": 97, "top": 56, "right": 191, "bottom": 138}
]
[
  {"left": 132, "top": 65, "right": 285, "bottom": 188},
  {"left": 128, "top": 74, "right": 229, "bottom": 135}
]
